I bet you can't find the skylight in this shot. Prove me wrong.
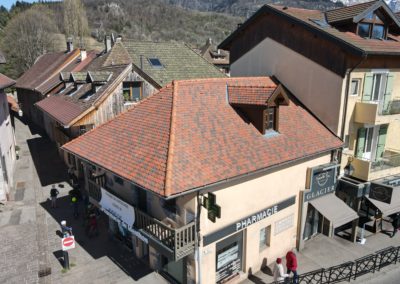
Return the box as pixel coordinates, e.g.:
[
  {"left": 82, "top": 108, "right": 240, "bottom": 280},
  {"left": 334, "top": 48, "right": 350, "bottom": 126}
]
[
  {"left": 148, "top": 58, "right": 163, "bottom": 68},
  {"left": 309, "top": 18, "right": 330, "bottom": 28}
]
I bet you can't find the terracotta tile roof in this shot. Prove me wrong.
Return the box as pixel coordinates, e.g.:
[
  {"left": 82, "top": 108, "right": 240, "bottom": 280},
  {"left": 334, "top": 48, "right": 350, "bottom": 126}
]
[
  {"left": 36, "top": 64, "right": 130, "bottom": 126},
  {"left": 0, "top": 73, "right": 15, "bottom": 89},
  {"left": 123, "top": 40, "right": 226, "bottom": 87},
  {"left": 62, "top": 77, "right": 342, "bottom": 197},
  {"left": 325, "top": 0, "right": 379, "bottom": 23},
  {"left": 220, "top": 2, "right": 400, "bottom": 56},
  {"left": 228, "top": 85, "right": 276, "bottom": 106}
]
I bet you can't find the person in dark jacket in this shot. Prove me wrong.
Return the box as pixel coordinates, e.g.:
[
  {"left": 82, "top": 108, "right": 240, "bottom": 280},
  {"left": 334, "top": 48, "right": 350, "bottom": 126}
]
[
  {"left": 391, "top": 213, "right": 400, "bottom": 238},
  {"left": 50, "top": 185, "right": 59, "bottom": 208},
  {"left": 286, "top": 250, "right": 298, "bottom": 284}
]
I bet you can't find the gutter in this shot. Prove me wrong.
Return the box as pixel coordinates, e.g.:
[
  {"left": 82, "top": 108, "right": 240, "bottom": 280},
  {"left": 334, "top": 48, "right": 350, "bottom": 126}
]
[{"left": 340, "top": 52, "right": 367, "bottom": 140}]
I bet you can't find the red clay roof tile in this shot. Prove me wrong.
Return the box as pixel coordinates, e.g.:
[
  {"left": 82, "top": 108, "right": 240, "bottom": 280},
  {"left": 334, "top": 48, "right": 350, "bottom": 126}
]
[{"left": 63, "top": 77, "right": 342, "bottom": 197}]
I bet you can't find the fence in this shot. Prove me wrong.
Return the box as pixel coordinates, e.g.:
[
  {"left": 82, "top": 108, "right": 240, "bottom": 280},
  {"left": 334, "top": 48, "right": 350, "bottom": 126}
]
[{"left": 269, "top": 246, "right": 400, "bottom": 284}]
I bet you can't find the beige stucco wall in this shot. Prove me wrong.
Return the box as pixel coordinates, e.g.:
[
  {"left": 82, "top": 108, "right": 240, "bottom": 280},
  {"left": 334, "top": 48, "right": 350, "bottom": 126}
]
[
  {"left": 341, "top": 69, "right": 400, "bottom": 175},
  {"left": 230, "top": 37, "right": 345, "bottom": 135},
  {"left": 199, "top": 153, "right": 331, "bottom": 284}
]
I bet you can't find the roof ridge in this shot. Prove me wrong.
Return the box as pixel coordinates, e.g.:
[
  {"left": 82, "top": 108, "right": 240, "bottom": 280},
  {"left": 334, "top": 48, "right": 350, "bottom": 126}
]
[
  {"left": 325, "top": 0, "right": 379, "bottom": 13},
  {"left": 173, "top": 76, "right": 273, "bottom": 85},
  {"left": 164, "top": 80, "right": 178, "bottom": 196},
  {"left": 228, "top": 85, "right": 277, "bottom": 88}
]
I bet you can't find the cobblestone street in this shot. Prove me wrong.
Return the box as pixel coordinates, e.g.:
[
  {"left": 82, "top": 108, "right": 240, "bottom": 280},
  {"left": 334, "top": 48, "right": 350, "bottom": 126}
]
[{"left": 0, "top": 118, "right": 167, "bottom": 284}]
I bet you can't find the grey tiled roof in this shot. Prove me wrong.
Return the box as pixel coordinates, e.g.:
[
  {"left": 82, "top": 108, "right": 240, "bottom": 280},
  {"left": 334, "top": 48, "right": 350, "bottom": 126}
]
[{"left": 123, "top": 40, "right": 226, "bottom": 87}]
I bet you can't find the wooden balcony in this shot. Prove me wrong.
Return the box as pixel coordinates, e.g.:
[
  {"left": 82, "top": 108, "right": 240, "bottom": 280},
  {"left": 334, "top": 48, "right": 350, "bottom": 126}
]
[
  {"left": 134, "top": 208, "right": 196, "bottom": 261},
  {"left": 87, "top": 180, "right": 196, "bottom": 261}
]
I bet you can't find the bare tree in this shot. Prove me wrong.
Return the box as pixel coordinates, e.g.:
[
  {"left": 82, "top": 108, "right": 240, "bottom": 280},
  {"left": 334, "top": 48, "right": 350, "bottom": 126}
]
[
  {"left": 63, "top": 0, "right": 89, "bottom": 47},
  {"left": 1, "top": 6, "right": 58, "bottom": 77}
]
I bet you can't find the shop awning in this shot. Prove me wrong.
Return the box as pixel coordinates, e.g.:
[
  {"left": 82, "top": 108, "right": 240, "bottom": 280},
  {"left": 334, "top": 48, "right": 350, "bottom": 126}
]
[
  {"left": 310, "top": 193, "right": 358, "bottom": 228},
  {"left": 366, "top": 188, "right": 400, "bottom": 216}
]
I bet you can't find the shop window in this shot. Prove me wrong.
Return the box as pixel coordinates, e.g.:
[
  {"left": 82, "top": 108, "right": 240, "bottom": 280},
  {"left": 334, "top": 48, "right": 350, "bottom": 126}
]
[
  {"left": 123, "top": 81, "right": 142, "bottom": 102},
  {"left": 113, "top": 175, "right": 124, "bottom": 186},
  {"left": 350, "top": 79, "right": 360, "bottom": 96},
  {"left": 259, "top": 225, "right": 271, "bottom": 251}
]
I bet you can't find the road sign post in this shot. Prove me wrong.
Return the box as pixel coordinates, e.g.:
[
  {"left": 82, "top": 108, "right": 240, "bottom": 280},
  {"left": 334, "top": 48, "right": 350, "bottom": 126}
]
[{"left": 61, "top": 235, "right": 75, "bottom": 270}]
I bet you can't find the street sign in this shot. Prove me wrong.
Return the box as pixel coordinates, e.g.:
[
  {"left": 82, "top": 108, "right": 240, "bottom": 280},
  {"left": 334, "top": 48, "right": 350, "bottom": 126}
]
[{"left": 62, "top": 236, "right": 75, "bottom": 251}]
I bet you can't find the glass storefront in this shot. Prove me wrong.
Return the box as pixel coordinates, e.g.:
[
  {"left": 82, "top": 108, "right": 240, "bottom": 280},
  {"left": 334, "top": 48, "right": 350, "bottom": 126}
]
[{"left": 303, "top": 204, "right": 321, "bottom": 240}]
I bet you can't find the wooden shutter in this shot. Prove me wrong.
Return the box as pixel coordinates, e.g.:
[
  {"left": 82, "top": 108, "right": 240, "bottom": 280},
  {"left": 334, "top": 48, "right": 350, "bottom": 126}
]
[
  {"left": 355, "top": 128, "right": 366, "bottom": 158},
  {"left": 375, "top": 125, "right": 388, "bottom": 160},
  {"left": 382, "top": 74, "right": 394, "bottom": 114},
  {"left": 362, "top": 73, "right": 374, "bottom": 102}
]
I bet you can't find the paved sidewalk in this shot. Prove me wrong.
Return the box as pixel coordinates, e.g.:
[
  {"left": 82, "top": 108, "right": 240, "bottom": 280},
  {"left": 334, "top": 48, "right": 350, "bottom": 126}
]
[
  {"left": 242, "top": 227, "right": 400, "bottom": 284},
  {"left": 0, "top": 118, "right": 167, "bottom": 284}
]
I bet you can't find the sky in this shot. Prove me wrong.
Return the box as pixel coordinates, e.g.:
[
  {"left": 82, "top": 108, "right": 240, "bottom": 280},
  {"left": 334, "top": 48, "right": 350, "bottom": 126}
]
[{"left": 1, "top": 0, "right": 60, "bottom": 10}]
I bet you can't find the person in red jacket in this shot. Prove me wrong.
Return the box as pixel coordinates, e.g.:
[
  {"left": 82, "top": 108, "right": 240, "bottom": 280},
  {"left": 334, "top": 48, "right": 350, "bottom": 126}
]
[{"left": 286, "top": 250, "right": 298, "bottom": 283}]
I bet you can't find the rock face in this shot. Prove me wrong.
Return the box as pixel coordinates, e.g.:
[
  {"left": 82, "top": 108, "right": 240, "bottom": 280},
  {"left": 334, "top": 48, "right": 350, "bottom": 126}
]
[{"left": 159, "top": 0, "right": 344, "bottom": 17}]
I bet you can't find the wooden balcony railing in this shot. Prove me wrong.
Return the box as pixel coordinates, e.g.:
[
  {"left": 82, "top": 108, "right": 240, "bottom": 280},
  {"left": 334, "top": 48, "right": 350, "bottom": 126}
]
[{"left": 134, "top": 207, "right": 196, "bottom": 261}]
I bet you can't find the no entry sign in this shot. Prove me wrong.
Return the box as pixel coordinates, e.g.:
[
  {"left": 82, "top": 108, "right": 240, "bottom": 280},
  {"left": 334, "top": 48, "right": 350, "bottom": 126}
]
[{"left": 62, "top": 236, "right": 75, "bottom": 251}]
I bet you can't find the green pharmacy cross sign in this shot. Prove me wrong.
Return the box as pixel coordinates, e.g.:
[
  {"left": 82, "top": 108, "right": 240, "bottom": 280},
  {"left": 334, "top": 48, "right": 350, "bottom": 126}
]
[{"left": 202, "top": 192, "right": 221, "bottom": 223}]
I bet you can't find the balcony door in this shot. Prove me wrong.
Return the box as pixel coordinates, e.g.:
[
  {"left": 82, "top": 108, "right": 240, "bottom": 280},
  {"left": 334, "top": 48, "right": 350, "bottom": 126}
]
[
  {"left": 363, "top": 72, "right": 394, "bottom": 114},
  {"left": 356, "top": 125, "right": 388, "bottom": 161}
]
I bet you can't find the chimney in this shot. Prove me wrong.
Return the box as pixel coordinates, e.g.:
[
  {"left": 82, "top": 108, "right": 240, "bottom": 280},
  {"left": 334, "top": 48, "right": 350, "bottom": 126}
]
[
  {"left": 67, "top": 37, "right": 73, "bottom": 53},
  {"left": 111, "top": 33, "right": 115, "bottom": 46},
  {"left": 116, "top": 35, "right": 122, "bottom": 43},
  {"left": 207, "top": 38, "right": 212, "bottom": 45},
  {"left": 104, "top": 36, "right": 112, "bottom": 53},
  {"left": 80, "top": 49, "right": 87, "bottom": 61},
  {"left": 140, "top": 55, "right": 144, "bottom": 70}
]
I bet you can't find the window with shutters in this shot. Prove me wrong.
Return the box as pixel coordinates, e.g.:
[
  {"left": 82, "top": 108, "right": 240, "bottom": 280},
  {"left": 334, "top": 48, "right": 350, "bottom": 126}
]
[{"left": 363, "top": 72, "right": 394, "bottom": 115}]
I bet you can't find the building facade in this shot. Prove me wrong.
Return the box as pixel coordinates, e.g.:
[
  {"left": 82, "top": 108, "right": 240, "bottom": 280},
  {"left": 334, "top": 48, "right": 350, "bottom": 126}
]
[
  {"left": 62, "top": 77, "right": 345, "bottom": 283},
  {"left": 219, "top": 0, "right": 400, "bottom": 228},
  {"left": 0, "top": 73, "right": 16, "bottom": 201}
]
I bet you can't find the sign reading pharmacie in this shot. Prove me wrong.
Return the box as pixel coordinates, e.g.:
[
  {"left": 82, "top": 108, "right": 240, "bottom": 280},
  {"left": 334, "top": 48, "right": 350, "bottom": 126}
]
[
  {"left": 203, "top": 196, "right": 296, "bottom": 246},
  {"left": 99, "top": 187, "right": 135, "bottom": 230},
  {"left": 303, "top": 163, "right": 339, "bottom": 203}
]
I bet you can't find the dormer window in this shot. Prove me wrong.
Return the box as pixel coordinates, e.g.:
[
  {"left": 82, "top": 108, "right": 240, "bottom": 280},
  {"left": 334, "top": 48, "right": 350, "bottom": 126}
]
[{"left": 357, "top": 12, "right": 386, "bottom": 40}]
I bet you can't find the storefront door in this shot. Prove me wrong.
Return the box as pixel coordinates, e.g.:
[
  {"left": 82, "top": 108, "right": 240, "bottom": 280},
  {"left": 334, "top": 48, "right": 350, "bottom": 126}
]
[
  {"left": 303, "top": 204, "right": 321, "bottom": 240},
  {"left": 215, "top": 231, "right": 243, "bottom": 283}
]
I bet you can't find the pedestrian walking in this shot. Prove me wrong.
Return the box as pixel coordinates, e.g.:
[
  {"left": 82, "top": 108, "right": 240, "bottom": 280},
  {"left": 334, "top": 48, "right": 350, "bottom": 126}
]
[
  {"left": 61, "top": 220, "right": 73, "bottom": 237},
  {"left": 71, "top": 196, "right": 79, "bottom": 218},
  {"left": 273, "top": 258, "right": 289, "bottom": 282},
  {"left": 286, "top": 249, "right": 298, "bottom": 284},
  {"left": 50, "top": 185, "right": 59, "bottom": 208},
  {"left": 391, "top": 213, "right": 400, "bottom": 238}
]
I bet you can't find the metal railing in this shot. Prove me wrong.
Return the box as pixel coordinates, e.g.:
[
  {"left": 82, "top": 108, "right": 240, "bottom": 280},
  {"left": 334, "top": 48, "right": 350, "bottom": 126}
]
[
  {"left": 269, "top": 246, "right": 400, "bottom": 284},
  {"left": 371, "top": 152, "right": 400, "bottom": 172},
  {"left": 381, "top": 99, "right": 400, "bottom": 115}
]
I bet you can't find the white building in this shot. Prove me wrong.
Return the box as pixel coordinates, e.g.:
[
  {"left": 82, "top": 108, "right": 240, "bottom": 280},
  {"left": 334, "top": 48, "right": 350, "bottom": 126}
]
[{"left": 0, "top": 71, "right": 17, "bottom": 201}]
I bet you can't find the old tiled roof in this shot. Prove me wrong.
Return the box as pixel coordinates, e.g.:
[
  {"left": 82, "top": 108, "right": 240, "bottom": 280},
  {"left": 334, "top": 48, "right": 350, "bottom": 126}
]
[
  {"left": 228, "top": 85, "right": 276, "bottom": 106},
  {"left": 199, "top": 40, "right": 230, "bottom": 66},
  {"left": 16, "top": 50, "right": 98, "bottom": 94},
  {"left": 36, "top": 64, "right": 130, "bottom": 126},
  {"left": 325, "top": 0, "right": 379, "bottom": 23},
  {"left": 102, "top": 41, "right": 132, "bottom": 67},
  {"left": 0, "top": 73, "right": 15, "bottom": 89},
  {"left": 88, "top": 71, "right": 113, "bottom": 83},
  {"left": 62, "top": 77, "right": 342, "bottom": 197},
  {"left": 123, "top": 40, "right": 226, "bottom": 87},
  {"left": 220, "top": 1, "right": 400, "bottom": 56}
]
